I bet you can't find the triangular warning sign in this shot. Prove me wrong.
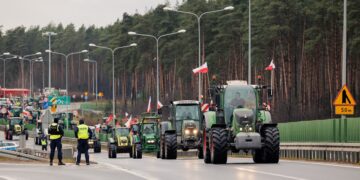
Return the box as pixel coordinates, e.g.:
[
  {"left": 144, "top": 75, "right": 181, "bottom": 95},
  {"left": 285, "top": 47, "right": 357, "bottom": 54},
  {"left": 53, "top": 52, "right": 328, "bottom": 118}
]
[{"left": 333, "top": 85, "right": 356, "bottom": 105}]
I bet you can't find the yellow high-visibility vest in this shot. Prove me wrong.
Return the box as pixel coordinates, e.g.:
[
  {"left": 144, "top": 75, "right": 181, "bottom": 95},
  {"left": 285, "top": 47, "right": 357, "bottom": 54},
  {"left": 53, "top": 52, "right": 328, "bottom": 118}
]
[
  {"left": 49, "top": 123, "right": 61, "bottom": 140},
  {"left": 77, "top": 124, "right": 89, "bottom": 139},
  {"left": 41, "top": 139, "right": 47, "bottom": 145}
]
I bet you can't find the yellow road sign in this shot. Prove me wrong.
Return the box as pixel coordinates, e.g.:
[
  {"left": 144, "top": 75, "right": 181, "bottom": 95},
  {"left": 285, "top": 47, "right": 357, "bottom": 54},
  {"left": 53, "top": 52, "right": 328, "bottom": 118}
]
[
  {"left": 335, "top": 106, "right": 354, "bottom": 115},
  {"left": 51, "top": 105, "right": 57, "bottom": 113},
  {"left": 333, "top": 85, "right": 356, "bottom": 106}
]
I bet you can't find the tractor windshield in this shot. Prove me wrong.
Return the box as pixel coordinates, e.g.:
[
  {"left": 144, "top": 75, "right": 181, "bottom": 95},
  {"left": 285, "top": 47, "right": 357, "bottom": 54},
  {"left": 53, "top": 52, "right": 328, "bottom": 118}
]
[
  {"left": 116, "top": 128, "right": 129, "bottom": 136},
  {"left": 224, "top": 85, "right": 257, "bottom": 124},
  {"left": 175, "top": 105, "right": 200, "bottom": 121},
  {"left": 142, "top": 123, "right": 156, "bottom": 135},
  {"left": 10, "top": 119, "right": 23, "bottom": 125}
]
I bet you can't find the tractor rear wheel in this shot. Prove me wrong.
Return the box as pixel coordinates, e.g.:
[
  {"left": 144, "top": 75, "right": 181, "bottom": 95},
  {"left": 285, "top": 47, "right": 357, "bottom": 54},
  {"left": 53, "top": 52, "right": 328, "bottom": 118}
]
[
  {"left": 8, "top": 131, "right": 13, "bottom": 140},
  {"left": 25, "top": 130, "right": 29, "bottom": 140},
  {"left": 198, "top": 146, "right": 204, "bottom": 159},
  {"left": 203, "top": 129, "right": 211, "bottom": 164},
  {"left": 160, "top": 138, "right": 165, "bottom": 159},
  {"left": 165, "top": 133, "right": 177, "bottom": 159},
  {"left": 94, "top": 141, "right": 101, "bottom": 153},
  {"left": 210, "top": 128, "right": 228, "bottom": 164},
  {"left": 253, "top": 126, "right": 280, "bottom": 163},
  {"left": 5, "top": 131, "right": 8, "bottom": 140}
]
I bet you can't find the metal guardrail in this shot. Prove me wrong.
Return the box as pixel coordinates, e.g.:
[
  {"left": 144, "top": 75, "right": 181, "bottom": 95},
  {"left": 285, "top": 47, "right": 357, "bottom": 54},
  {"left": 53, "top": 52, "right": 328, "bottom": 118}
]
[
  {"left": 0, "top": 149, "right": 47, "bottom": 161},
  {"left": 280, "top": 143, "right": 360, "bottom": 164}
]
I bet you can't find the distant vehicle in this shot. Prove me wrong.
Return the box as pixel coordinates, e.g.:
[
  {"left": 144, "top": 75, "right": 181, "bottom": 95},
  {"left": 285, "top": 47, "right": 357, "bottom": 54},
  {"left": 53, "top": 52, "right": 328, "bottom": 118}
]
[
  {"left": 0, "top": 141, "right": 18, "bottom": 151},
  {"left": 5, "top": 117, "right": 29, "bottom": 140},
  {"left": 108, "top": 127, "right": 132, "bottom": 158},
  {"left": 88, "top": 126, "right": 101, "bottom": 153}
]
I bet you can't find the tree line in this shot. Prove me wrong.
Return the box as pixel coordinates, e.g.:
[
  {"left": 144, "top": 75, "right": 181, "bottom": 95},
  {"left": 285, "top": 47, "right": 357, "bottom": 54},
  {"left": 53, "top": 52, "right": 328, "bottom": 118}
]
[{"left": 0, "top": 0, "right": 359, "bottom": 122}]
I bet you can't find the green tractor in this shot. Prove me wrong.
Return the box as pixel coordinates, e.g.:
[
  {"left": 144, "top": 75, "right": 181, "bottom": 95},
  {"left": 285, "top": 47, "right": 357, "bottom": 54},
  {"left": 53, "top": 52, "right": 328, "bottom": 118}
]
[
  {"left": 88, "top": 126, "right": 102, "bottom": 153},
  {"left": 202, "top": 80, "right": 279, "bottom": 164},
  {"left": 108, "top": 127, "right": 132, "bottom": 158},
  {"left": 5, "top": 117, "right": 29, "bottom": 140},
  {"left": 9, "top": 106, "right": 22, "bottom": 117},
  {"left": 138, "top": 113, "right": 160, "bottom": 155},
  {"left": 159, "top": 100, "right": 203, "bottom": 159}
]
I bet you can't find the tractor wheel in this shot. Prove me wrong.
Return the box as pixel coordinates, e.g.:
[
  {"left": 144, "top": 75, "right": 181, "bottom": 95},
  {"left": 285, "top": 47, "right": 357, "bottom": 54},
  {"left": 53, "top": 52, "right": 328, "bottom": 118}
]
[
  {"left": 94, "top": 142, "right": 101, "bottom": 153},
  {"left": 34, "top": 137, "right": 38, "bottom": 145},
  {"left": 8, "top": 131, "right": 13, "bottom": 140},
  {"left": 108, "top": 144, "right": 117, "bottom": 159},
  {"left": 262, "top": 126, "right": 280, "bottom": 163},
  {"left": 160, "top": 138, "right": 165, "bottom": 159},
  {"left": 203, "top": 129, "right": 211, "bottom": 164},
  {"left": 25, "top": 130, "right": 29, "bottom": 140},
  {"left": 210, "top": 128, "right": 228, "bottom": 164},
  {"left": 164, "top": 133, "right": 177, "bottom": 159},
  {"left": 129, "top": 147, "right": 133, "bottom": 158},
  {"left": 5, "top": 131, "right": 8, "bottom": 140},
  {"left": 198, "top": 146, "right": 204, "bottom": 159}
]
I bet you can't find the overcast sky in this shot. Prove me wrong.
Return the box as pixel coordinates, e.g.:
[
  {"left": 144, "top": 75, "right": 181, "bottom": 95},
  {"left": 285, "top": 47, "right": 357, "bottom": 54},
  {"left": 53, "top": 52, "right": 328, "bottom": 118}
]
[{"left": 0, "top": 0, "right": 180, "bottom": 31}]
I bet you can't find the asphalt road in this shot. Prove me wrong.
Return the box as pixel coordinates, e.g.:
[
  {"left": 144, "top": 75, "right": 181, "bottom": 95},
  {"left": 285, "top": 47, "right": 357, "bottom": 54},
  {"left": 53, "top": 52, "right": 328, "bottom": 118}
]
[{"left": 1, "top": 133, "right": 360, "bottom": 180}]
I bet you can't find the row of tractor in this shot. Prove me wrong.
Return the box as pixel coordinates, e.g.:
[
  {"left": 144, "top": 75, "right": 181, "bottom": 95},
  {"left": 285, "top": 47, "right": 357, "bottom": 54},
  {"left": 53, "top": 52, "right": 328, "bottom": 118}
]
[{"left": 105, "top": 80, "right": 279, "bottom": 164}]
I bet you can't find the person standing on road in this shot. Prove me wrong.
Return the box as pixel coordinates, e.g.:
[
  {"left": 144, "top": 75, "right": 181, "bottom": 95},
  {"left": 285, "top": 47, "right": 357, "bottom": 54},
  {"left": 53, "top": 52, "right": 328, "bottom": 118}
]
[
  {"left": 75, "top": 119, "right": 92, "bottom": 165},
  {"left": 48, "top": 118, "right": 65, "bottom": 166},
  {"left": 41, "top": 134, "right": 48, "bottom": 151}
]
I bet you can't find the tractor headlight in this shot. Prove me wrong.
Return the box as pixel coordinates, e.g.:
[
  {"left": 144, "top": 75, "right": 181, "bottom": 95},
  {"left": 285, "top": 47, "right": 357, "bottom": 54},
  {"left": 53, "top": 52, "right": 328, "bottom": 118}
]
[
  {"left": 249, "top": 127, "right": 253, "bottom": 131},
  {"left": 147, "top": 139, "right": 155, "bottom": 144},
  {"left": 185, "top": 129, "right": 190, "bottom": 135},
  {"left": 240, "top": 127, "right": 243, "bottom": 131},
  {"left": 193, "top": 129, "right": 198, "bottom": 134}
]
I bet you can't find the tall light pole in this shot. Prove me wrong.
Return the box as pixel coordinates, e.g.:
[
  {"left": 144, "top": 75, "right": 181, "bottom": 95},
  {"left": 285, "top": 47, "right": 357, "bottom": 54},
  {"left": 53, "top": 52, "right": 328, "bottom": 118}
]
[
  {"left": 45, "top": 49, "right": 88, "bottom": 95},
  {"left": 341, "top": 0, "right": 347, "bottom": 121},
  {"left": 0, "top": 53, "right": 17, "bottom": 88},
  {"left": 83, "top": 59, "right": 98, "bottom": 106},
  {"left": 42, "top": 31, "right": 57, "bottom": 88},
  {"left": 128, "top": 29, "right": 186, "bottom": 111},
  {"left": 20, "top": 56, "right": 42, "bottom": 97},
  {"left": 248, "top": 1, "right": 251, "bottom": 84},
  {"left": 164, "top": 6, "right": 234, "bottom": 100},
  {"left": 89, "top": 43, "right": 137, "bottom": 126},
  {"left": 20, "top": 52, "right": 42, "bottom": 89}
]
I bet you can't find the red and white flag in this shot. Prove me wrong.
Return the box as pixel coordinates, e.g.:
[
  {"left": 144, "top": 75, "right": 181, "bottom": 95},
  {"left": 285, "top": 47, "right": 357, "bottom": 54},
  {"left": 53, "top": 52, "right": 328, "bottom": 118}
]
[
  {"left": 105, "top": 114, "right": 114, "bottom": 125},
  {"left": 157, "top": 101, "right": 163, "bottom": 109},
  {"left": 265, "top": 60, "right": 275, "bottom": 71},
  {"left": 192, "top": 62, "right": 208, "bottom": 74},
  {"left": 147, "top": 96, "right": 152, "bottom": 113},
  {"left": 201, "top": 103, "right": 210, "bottom": 112}
]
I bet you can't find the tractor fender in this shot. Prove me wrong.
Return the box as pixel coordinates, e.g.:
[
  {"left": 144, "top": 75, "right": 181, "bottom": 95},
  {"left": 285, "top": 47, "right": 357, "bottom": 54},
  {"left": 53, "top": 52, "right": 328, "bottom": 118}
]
[
  {"left": 258, "top": 110, "right": 272, "bottom": 123},
  {"left": 211, "top": 124, "right": 226, "bottom": 129},
  {"left": 259, "top": 123, "right": 278, "bottom": 135},
  {"left": 165, "top": 130, "right": 176, "bottom": 135},
  {"left": 160, "top": 121, "right": 173, "bottom": 135},
  {"left": 203, "top": 111, "right": 216, "bottom": 129},
  {"left": 108, "top": 137, "right": 115, "bottom": 144}
]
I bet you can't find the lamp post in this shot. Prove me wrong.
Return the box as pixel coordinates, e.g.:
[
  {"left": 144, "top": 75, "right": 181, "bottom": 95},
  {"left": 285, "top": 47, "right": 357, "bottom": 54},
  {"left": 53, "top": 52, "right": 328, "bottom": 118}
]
[
  {"left": 21, "top": 52, "right": 42, "bottom": 89},
  {"left": 45, "top": 49, "right": 88, "bottom": 95},
  {"left": 89, "top": 43, "right": 137, "bottom": 125},
  {"left": 20, "top": 56, "right": 42, "bottom": 97},
  {"left": 83, "top": 59, "right": 98, "bottom": 106},
  {"left": 128, "top": 29, "right": 186, "bottom": 111},
  {"left": 164, "top": 6, "right": 234, "bottom": 100},
  {"left": 30, "top": 58, "right": 43, "bottom": 96},
  {"left": 42, "top": 31, "right": 57, "bottom": 88},
  {"left": 0, "top": 53, "right": 18, "bottom": 88}
]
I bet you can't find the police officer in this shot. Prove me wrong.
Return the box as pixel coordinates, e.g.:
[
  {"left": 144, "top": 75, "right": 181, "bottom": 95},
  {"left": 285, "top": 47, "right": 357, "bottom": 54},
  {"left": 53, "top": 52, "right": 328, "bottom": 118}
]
[
  {"left": 75, "top": 119, "right": 92, "bottom": 165},
  {"left": 48, "top": 118, "right": 65, "bottom": 166},
  {"left": 41, "top": 134, "right": 48, "bottom": 151}
]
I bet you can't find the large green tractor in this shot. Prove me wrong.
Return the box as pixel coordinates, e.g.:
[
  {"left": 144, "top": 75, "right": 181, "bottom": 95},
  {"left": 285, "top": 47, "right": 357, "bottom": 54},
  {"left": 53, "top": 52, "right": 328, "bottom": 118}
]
[
  {"left": 139, "top": 113, "right": 160, "bottom": 155},
  {"left": 159, "top": 100, "right": 203, "bottom": 159},
  {"left": 202, "top": 80, "right": 279, "bottom": 164},
  {"left": 108, "top": 127, "right": 132, "bottom": 158},
  {"left": 5, "top": 117, "right": 29, "bottom": 140}
]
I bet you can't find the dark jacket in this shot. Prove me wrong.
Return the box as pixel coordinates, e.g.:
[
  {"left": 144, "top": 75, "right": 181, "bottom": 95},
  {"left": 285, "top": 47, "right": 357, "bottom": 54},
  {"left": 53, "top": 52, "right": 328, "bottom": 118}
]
[{"left": 48, "top": 123, "right": 64, "bottom": 137}]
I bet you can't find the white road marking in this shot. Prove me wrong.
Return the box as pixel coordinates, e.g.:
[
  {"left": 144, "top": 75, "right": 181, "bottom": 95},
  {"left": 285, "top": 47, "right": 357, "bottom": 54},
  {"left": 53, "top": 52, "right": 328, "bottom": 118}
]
[
  {"left": 281, "top": 159, "right": 360, "bottom": 169},
  {"left": 235, "top": 167, "right": 308, "bottom": 180},
  {"left": 100, "top": 162, "right": 158, "bottom": 180},
  {"left": 0, "top": 176, "right": 17, "bottom": 180}
]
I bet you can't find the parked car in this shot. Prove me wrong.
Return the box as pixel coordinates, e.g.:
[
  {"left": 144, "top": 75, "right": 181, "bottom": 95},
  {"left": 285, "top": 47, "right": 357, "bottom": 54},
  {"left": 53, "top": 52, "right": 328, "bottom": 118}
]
[{"left": 0, "top": 141, "right": 18, "bottom": 151}]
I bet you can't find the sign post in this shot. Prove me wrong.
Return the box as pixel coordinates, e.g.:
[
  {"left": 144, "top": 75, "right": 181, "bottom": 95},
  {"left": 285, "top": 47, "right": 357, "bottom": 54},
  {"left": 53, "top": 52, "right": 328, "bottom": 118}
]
[{"left": 333, "top": 85, "right": 356, "bottom": 142}]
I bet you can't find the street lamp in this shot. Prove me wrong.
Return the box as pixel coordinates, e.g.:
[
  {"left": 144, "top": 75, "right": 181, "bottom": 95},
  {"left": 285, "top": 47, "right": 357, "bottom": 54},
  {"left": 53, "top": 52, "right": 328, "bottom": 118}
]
[
  {"left": 42, "top": 31, "right": 57, "bottom": 88},
  {"left": 83, "top": 59, "right": 98, "bottom": 106},
  {"left": 45, "top": 49, "right": 88, "bottom": 95},
  {"left": 0, "top": 54, "right": 17, "bottom": 88},
  {"left": 21, "top": 52, "right": 42, "bottom": 88},
  {"left": 164, "top": 6, "right": 234, "bottom": 99},
  {"left": 128, "top": 29, "right": 186, "bottom": 112},
  {"left": 89, "top": 42, "right": 137, "bottom": 125}
]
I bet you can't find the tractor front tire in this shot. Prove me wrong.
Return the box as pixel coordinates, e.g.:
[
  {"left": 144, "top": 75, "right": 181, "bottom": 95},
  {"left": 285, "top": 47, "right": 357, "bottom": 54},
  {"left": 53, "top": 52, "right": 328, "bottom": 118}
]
[
  {"left": 210, "top": 128, "right": 228, "bottom": 164},
  {"left": 164, "top": 133, "right": 177, "bottom": 159},
  {"left": 5, "top": 131, "right": 8, "bottom": 140},
  {"left": 94, "top": 141, "right": 101, "bottom": 153},
  {"left": 203, "top": 129, "right": 211, "bottom": 164},
  {"left": 25, "top": 130, "right": 29, "bottom": 140},
  {"left": 108, "top": 144, "right": 117, "bottom": 159},
  {"left": 253, "top": 126, "right": 280, "bottom": 163},
  {"left": 8, "top": 131, "right": 13, "bottom": 140}
]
